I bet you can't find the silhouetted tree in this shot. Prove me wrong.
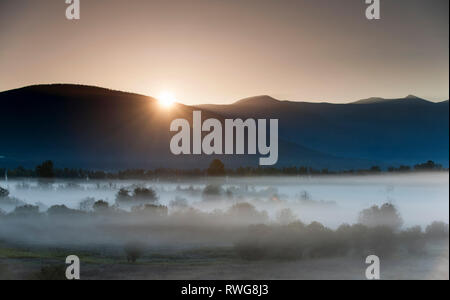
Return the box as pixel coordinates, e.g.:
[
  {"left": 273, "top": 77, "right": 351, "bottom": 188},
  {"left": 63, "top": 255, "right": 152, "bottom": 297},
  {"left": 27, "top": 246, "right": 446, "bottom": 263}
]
[
  {"left": 414, "top": 160, "right": 442, "bottom": 171},
  {"left": 35, "top": 160, "right": 55, "bottom": 178},
  {"left": 207, "top": 159, "right": 225, "bottom": 176}
]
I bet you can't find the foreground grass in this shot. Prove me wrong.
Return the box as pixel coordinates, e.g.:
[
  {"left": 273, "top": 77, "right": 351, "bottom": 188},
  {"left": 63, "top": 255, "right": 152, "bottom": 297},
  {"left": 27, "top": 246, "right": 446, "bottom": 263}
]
[{"left": 0, "top": 244, "right": 238, "bottom": 266}]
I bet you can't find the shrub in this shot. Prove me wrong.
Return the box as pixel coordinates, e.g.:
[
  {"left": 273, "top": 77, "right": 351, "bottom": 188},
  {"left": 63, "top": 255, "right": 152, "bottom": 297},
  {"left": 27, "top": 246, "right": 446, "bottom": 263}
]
[
  {"left": 358, "top": 203, "right": 403, "bottom": 230},
  {"left": 227, "top": 202, "right": 268, "bottom": 224},
  {"left": 169, "top": 196, "right": 189, "bottom": 209},
  {"left": 0, "top": 187, "right": 9, "bottom": 198},
  {"left": 124, "top": 242, "right": 145, "bottom": 263},
  {"left": 79, "top": 197, "right": 96, "bottom": 212},
  {"left": 202, "top": 185, "right": 224, "bottom": 201},
  {"left": 131, "top": 204, "right": 168, "bottom": 217},
  {"left": 93, "top": 200, "right": 109, "bottom": 213},
  {"left": 400, "top": 226, "right": 426, "bottom": 254},
  {"left": 12, "top": 205, "right": 40, "bottom": 217},
  {"left": 425, "top": 221, "right": 449, "bottom": 239},
  {"left": 115, "top": 187, "right": 159, "bottom": 207},
  {"left": 133, "top": 187, "right": 158, "bottom": 202},
  {"left": 47, "top": 205, "right": 79, "bottom": 216}
]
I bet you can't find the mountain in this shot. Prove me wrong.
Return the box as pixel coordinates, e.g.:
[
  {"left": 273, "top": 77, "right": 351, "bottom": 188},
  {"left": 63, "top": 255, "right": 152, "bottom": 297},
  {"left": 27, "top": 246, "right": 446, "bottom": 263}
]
[
  {"left": 351, "top": 95, "right": 430, "bottom": 105},
  {"left": 198, "top": 95, "right": 449, "bottom": 167},
  {"left": 0, "top": 85, "right": 448, "bottom": 170},
  {"left": 0, "top": 84, "right": 355, "bottom": 170}
]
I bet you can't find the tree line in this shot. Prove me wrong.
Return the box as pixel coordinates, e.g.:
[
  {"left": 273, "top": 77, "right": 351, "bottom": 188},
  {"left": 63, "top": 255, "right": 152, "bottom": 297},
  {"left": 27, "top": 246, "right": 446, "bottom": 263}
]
[{"left": 0, "top": 159, "right": 447, "bottom": 180}]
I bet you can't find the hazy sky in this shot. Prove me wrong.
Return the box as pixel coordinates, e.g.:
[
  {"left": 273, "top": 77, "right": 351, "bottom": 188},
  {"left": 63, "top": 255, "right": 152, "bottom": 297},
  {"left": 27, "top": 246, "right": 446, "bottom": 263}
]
[{"left": 0, "top": 0, "right": 448, "bottom": 104}]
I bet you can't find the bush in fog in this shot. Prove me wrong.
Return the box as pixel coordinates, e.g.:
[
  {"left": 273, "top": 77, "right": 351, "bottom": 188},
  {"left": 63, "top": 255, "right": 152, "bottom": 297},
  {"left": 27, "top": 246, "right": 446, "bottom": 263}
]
[
  {"left": 358, "top": 203, "right": 403, "bottom": 230},
  {"left": 47, "top": 205, "right": 81, "bottom": 216},
  {"left": 365, "top": 226, "right": 396, "bottom": 257},
  {"left": 12, "top": 205, "right": 40, "bottom": 217},
  {"left": 131, "top": 204, "right": 168, "bottom": 217},
  {"left": 400, "top": 226, "right": 426, "bottom": 254},
  {"left": 116, "top": 188, "right": 131, "bottom": 200},
  {"left": 227, "top": 202, "right": 268, "bottom": 224},
  {"left": 79, "top": 197, "right": 96, "bottom": 212},
  {"left": 0, "top": 193, "right": 26, "bottom": 211},
  {"left": 0, "top": 186, "right": 9, "bottom": 198},
  {"left": 133, "top": 187, "right": 158, "bottom": 202},
  {"left": 124, "top": 242, "right": 145, "bottom": 263},
  {"left": 93, "top": 200, "right": 110, "bottom": 213},
  {"left": 276, "top": 208, "right": 298, "bottom": 225},
  {"left": 234, "top": 218, "right": 443, "bottom": 261},
  {"left": 425, "top": 221, "right": 449, "bottom": 239},
  {"left": 169, "top": 196, "right": 189, "bottom": 209},
  {"left": 115, "top": 187, "right": 159, "bottom": 207},
  {"left": 202, "top": 185, "right": 224, "bottom": 201}
]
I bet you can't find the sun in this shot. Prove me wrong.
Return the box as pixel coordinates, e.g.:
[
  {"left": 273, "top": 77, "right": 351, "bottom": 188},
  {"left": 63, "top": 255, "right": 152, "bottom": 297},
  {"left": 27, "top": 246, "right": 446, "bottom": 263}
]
[{"left": 158, "top": 91, "right": 177, "bottom": 108}]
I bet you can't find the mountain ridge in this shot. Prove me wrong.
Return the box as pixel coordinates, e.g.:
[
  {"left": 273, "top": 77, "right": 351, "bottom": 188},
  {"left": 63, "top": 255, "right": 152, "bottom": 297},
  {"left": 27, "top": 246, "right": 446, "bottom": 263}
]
[{"left": 1, "top": 84, "right": 448, "bottom": 169}]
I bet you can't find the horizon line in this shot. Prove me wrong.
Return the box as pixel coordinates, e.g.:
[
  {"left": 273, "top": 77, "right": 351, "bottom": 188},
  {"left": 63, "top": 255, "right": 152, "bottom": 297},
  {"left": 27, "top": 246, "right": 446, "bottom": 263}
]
[{"left": 1, "top": 82, "right": 448, "bottom": 105}]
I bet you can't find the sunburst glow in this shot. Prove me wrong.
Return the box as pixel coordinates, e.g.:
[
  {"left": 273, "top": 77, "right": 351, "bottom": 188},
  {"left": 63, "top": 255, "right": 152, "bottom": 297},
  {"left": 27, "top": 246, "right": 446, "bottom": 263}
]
[{"left": 158, "top": 91, "right": 177, "bottom": 108}]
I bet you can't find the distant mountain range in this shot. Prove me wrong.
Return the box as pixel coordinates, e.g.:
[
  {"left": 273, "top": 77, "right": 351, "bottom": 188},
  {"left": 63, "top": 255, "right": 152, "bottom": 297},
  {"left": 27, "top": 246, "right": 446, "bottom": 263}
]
[{"left": 0, "top": 84, "right": 448, "bottom": 170}]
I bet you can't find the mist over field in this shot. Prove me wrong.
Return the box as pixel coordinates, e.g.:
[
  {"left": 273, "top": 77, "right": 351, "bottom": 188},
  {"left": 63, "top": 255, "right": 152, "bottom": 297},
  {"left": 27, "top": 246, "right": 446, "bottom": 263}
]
[
  {"left": 0, "top": 172, "right": 448, "bottom": 279},
  {"left": 2, "top": 172, "right": 448, "bottom": 226}
]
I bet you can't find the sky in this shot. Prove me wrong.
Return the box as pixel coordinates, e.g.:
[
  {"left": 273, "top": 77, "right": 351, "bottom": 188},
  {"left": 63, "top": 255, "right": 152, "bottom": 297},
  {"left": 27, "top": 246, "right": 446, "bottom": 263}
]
[{"left": 0, "top": 0, "right": 448, "bottom": 104}]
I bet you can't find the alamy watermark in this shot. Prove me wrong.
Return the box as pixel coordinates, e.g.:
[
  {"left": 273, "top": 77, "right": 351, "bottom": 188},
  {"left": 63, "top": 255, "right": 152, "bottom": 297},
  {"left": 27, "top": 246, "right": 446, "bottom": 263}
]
[
  {"left": 65, "top": 1, "right": 381, "bottom": 21},
  {"left": 65, "top": 255, "right": 80, "bottom": 280},
  {"left": 365, "top": 255, "right": 381, "bottom": 280},
  {"left": 65, "top": 0, "right": 80, "bottom": 20},
  {"left": 169, "top": 111, "right": 279, "bottom": 166}
]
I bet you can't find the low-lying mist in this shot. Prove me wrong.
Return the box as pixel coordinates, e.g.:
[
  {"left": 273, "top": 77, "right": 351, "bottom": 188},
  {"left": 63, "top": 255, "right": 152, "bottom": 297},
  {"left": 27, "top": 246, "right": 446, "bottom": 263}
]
[{"left": 0, "top": 173, "right": 448, "bottom": 260}]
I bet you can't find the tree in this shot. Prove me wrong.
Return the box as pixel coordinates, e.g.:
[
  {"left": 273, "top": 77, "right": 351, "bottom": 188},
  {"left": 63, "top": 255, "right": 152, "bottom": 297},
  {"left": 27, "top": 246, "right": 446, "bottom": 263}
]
[
  {"left": 207, "top": 159, "right": 225, "bottom": 176},
  {"left": 425, "top": 221, "right": 449, "bottom": 239},
  {"left": 133, "top": 187, "right": 158, "bottom": 203},
  {"left": 124, "top": 242, "right": 145, "bottom": 263},
  {"left": 358, "top": 203, "right": 403, "bottom": 230},
  {"left": 93, "top": 200, "right": 109, "bottom": 213},
  {"left": 47, "top": 205, "right": 78, "bottom": 216},
  {"left": 35, "top": 160, "right": 55, "bottom": 178},
  {"left": 0, "top": 186, "right": 9, "bottom": 198},
  {"left": 414, "top": 160, "right": 442, "bottom": 171}
]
